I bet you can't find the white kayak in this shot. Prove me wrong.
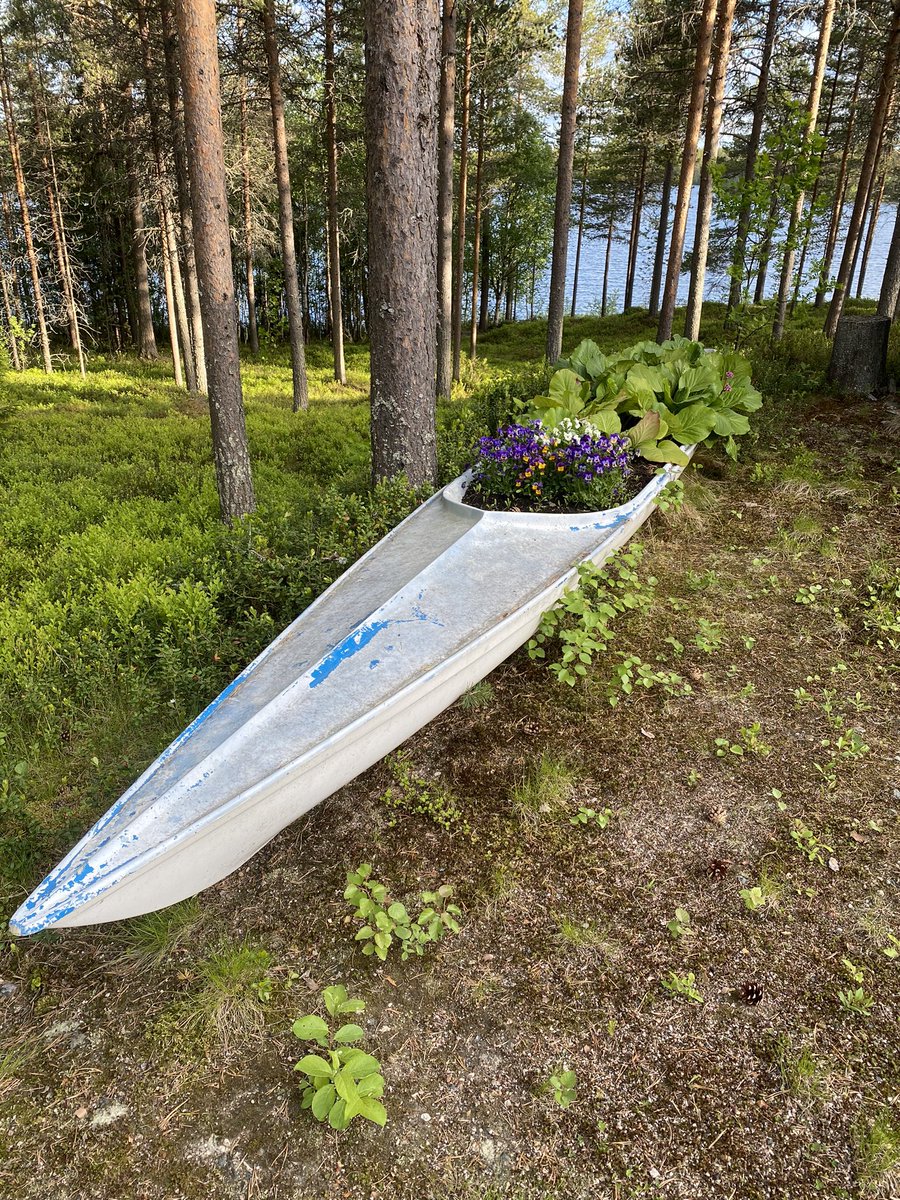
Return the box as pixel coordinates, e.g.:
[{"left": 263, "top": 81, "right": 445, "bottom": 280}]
[{"left": 9, "top": 454, "right": 692, "bottom": 936}]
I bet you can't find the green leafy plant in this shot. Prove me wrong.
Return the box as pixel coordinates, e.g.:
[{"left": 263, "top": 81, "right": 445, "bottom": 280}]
[
  {"left": 524, "top": 337, "right": 761, "bottom": 466},
  {"left": 344, "top": 865, "right": 461, "bottom": 962},
  {"left": 654, "top": 478, "right": 685, "bottom": 514},
  {"left": 381, "top": 751, "right": 473, "bottom": 838},
  {"left": 694, "top": 618, "right": 724, "bottom": 654},
  {"left": 667, "top": 907, "right": 694, "bottom": 941},
  {"left": 292, "top": 985, "right": 386, "bottom": 1130},
  {"left": 569, "top": 805, "right": 613, "bottom": 828},
  {"left": 542, "top": 1067, "right": 577, "bottom": 1109},
  {"left": 837, "top": 986, "right": 874, "bottom": 1018},
  {"left": 661, "top": 971, "right": 704, "bottom": 1003},
  {"left": 789, "top": 820, "right": 833, "bottom": 866},
  {"left": 740, "top": 887, "right": 766, "bottom": 912}
]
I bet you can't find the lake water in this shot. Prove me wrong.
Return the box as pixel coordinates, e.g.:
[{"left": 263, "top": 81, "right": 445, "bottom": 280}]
[{"left": 525, "top": 185, "right": 897, "bottom": 317}]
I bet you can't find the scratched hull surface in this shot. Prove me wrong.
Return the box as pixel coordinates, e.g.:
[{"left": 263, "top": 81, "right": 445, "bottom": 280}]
[{"left": 10, "top": 456, "right": 691, "bottom": 935}]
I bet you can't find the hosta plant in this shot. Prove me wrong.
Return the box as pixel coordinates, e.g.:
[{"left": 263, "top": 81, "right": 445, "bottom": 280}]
[
  {"left": 524, "top": 336, "right": 762, "bottom": 465},
  {"left": 292, "top": 985, "right": 387, "bottom": 1130}
]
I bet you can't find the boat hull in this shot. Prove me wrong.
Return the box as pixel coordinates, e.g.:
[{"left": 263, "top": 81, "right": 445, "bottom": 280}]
[{"left": 9, "top": 455, "right": 692, "bottom": 935}]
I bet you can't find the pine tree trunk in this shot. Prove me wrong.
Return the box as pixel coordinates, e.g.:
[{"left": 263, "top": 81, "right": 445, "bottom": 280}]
[
  {"left": 753, "top": 180, "right": 781, "bottom": 303},
  {"left": 125, "top": 153, "right": 158, "bottom": 361},
  {"left": 790, "top": 42, "right": 842, "bottom": 315},
  {"left": 570, "top": 102, "right": 592, "bottom": 319},
  {"left": 176, "top": 0, "right": 256, "bottom": 521},
  {"left": 624, "top": 146, "right": 647, "bottom": 312},
  {"left": 684, "top": 0, "right": 736, "bottom": 339},
  {"left": 160, "top": 226, "right": 185, "bottom": 388},
  {"left": 262, "top": 0, "right": 308, "bottom": 410},
  {"left": 856, "top": 172, "right": 886, "bottom": 298},
  {"left": 235, "top": 0, "right": 259, "bottom": 354},
  {"left": 657, "top": 0, "right": 717, "bottom": 341},
  {"left": 478, "top": 205, "right": 490, "bottom": 333},
  {"left": 602, "top": 208, "right": 613, "bottom": 316},
  {"left": 825, "top": 6, "right": 900, "bottom": 339},
  {"left": 877, "top": 200, "right": 900, "bottom": 319},
  {"left": 468, "top": 91, "right": 485, "bottom": 360},
  {"left": 1, "top": 188, "right": 23, "bottom": 322},
  {"left": 0, "top": 253, "right": 21, "bottom": 369},
  {"left": 451, "top": 4, "right": 472, "bottom": 381},
  {"left": 815, "top": 56, "right": 863, "bottom": 308},
  {"left": 436, "top": 0, "right": 456, "bottom": 399},
  {"left": 728, "top": 0, "right": 779, "bottom": 310},
  {"left": 649, "top": 159, "right": 672, "bottom": 318},
  {"left": 771, "top": 0, "right": 835, "bottom": 341},
  {"left": 324, "top": 0, "right": 346, "bottom": 384},
  {"left": 161, "top": 0, "right": 207, "bottom": 388},
  {"left": 546, "top": 0, "right": 583, "bottom": 363},
  {"left": 0, "top": 35, "right": 52, "bottom": 373},
  {"left": 27, "top": 62, "right": 85, "bottom": 374},
  {"left": 365, "top": 0, "right": 439, "bottom": 487}
]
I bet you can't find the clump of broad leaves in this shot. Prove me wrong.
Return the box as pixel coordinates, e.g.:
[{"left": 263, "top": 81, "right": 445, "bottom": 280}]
[{"left": 526, "top": 336, "right": 762, "bottom": 465}]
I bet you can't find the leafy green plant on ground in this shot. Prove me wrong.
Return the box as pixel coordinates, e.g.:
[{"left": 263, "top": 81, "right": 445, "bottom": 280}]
[
  {"left": 661, "top": 971, "right": 704, "bottom": 1003},
  {"left": 381, "top": 750, "right": 473, "bottom": 838},
  {"left": 541, "top": 1067, "right": 577, "bottom": 1109},
  {"left": 344, "top": 864, "right": 461, "bottom": 962},
  {"left": 292, "top": 985, "right": 386, "bottom": 1130}
]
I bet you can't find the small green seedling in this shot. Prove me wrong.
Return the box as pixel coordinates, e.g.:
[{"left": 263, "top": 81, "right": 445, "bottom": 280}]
[
  {"left": 569, "top": 805, "right": 613, "bottom": 828},
  {"left": 292, "top": 985, "right": 386, "bottom": 1130},
  {"left": 544, "top": 1068, "right": 577, "bottom": 1109},
  {"left": 667, "top": 908, "right": 694, "bottom": 941},
  {"left": 740, "top": 887, "right": 766, "bottom": 912},
  {"left": 837, "top": 986, "right": 874, "bottom": 1018},
  {"left": 662, "top": 971, "right": 703, "bottom": 1003},
  {"left": 345, "top": 865, "right": 461, "bottom": 962}
]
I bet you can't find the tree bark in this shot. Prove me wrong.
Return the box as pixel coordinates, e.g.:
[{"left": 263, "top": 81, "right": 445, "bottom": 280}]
[
  {"left": 856, "top": 172, "right": 886, "bottom": 299},
  {"left": 624, "top": 145, "right": 647, "bottom": 312},
  {"left": 468, "top": 91, "right": 485, "bottom": 360},
  {"left": 570, "top": 99, "right": 592, "bottom": 319},
  {"left": 136, "top": 0, "right": 197, "bottom": 392},
  {"left": 815, "top": 55, "right": 863, "bottom": 308},
  {"left": 176, "top": 0, "right": 256, "bottom": 521},
  {"left": 162, "top": 0, "right": 207, "bottom": 388},
  {"left": 771, "top": 0, "right": 835, "bottom": 341},
  {"left": 27, "top": 62, "right": 85, "bottom": 374},
  {"left": 825, "top": 4, "right": 900, "bottom": 339},
  {"left": 451, "top": 4, "right": 471, "bottom": 381},
  {"left": 601, "top": 207, "right": 613, "bottom": 316},
  {"left": 546, "top": 0, "right": 583, "bottom": 363},
  {"left": 684, "top": 0, "right": 736, "bottom": 340},
  {"left": 657, "top": 0, "right": 717, "bottom": 341},
  {"left": 877, "top": 200, "right": 900, "bottom": 319},
  {"left": 436, "top": 0, "right": 456, "bottom": 399},
  {"left": 827, "top": 314, "right": 889, "bottom": 393},
  {"left": 0, "top": 34, "right": 52, "bottom": 373},
  {"left": 125, "top": 147, "right": 158, "bottom": 361},
  {"left": 648, "top": 159, "right": 672, "bottom": 319},
  {"left": 324, "top": 0, "right": 346, "bottom": 384},
  {"left": 262, "top": 0, "right": 309, "bottom": 410},
  {"left": 235, "top": 0, "right": 259, "bottom": 355},
  {"left": 727, "top": 0, "right": 779, "bottom": 311},
  {"left": 365, "top": 0, "right": 440, "bottom": 487},
  {"left": 0, "top": 250, "right": 21, "bottom": 370}
]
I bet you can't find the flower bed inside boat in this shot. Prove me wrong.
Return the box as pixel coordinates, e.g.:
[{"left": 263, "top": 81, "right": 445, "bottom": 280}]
[{"left": 460, "top": 335, "right": 762, "bottom": 515}]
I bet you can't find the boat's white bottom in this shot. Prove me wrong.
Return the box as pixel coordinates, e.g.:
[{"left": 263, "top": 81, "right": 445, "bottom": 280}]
[{"left": 9, "top": 455, "right": 692, "bottom": 935}]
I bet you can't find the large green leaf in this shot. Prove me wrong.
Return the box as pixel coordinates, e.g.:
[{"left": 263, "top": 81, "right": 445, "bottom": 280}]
[
  {"left": 292, "top": 1015, "right": 329, "bottom": 1043},
  {"left": 624, "top": 363, "right": 664, "bottom": 409},
  {"left": 712, "top": 409, "right": 750, "bottom": 436},
  {"left": 625, "top": 410, "right": 661, "bottom": 447},
  {"left": 358, "top": 1096, "right": 388, "bottom": 1127},
  {"left": 585, "top": 407, "right": 622, "bottom": 434},
  {"left": 664, "top": 403, "right": 717, "bottom": 444},
  {"left": 548, "top": 368, "right": 589, "bottom": 413},
  {"left": 311, "top": 1084, "right": 336, "bottom": 1121},
  {"left": 638, "top": 439, "right": 690, "bottom": 466},
  {"left": 334, "top": 1023, "right": 365, "bottom": 1044},
  {"left": 295, "top": 1054, "right": 333, "bottom": 1078},
  {"left": 568, "top": 339, "right": 608, "bottom": 380}
]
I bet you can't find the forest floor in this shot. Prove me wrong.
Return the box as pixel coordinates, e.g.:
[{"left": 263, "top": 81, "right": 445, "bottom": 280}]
[{"left": 0, "top": 306, "right": 898, "bottom": 1200}]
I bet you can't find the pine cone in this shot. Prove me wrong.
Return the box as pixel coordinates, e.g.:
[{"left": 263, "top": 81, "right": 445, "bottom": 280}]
[
  {"left": 706, "top": 857, "right": 731, "bottom": 881},
  {"left": 707, "top": 805, "right": 727, "bottom": 827},
  {"left": 737, "top": 980, "right": 763, "bottom": 1005}
]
